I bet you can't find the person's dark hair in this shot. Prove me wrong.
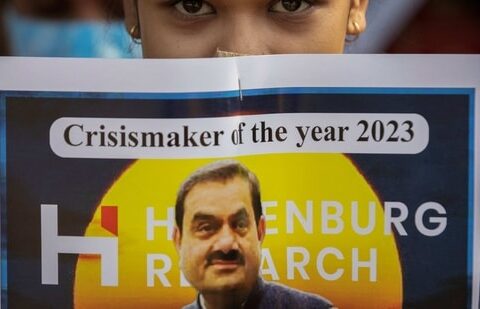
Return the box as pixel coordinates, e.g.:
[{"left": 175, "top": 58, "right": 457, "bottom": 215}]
[
  {"left": 9, "top": 0, "right": 124, "bottom": 19},
  {"left": 0, "top": 0, "right": 8, "bottom": 56},
  {"left": 175, "top": 160, "right": 262, "bottom": 232},
  {"left": 104, "top": 0, "right": 124, "bottom": 19}
]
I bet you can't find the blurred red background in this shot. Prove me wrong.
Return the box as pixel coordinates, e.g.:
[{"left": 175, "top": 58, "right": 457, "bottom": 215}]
[{"left": 388, "top": 0, "right": 480, "bottom": 53}]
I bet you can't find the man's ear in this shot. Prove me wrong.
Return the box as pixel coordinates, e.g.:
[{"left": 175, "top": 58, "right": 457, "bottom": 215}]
[
  {"left": 347, "top": 0, "right": 369, "bottom": 35},
  {"left": 257, "top": 215, "right": 266, "bottom": 244},
  {"left": 172, "top": 225, "right": 182, "bottom": 252},
  {"left": 122, "top": 0, "right": 140, "bottom": 39}
]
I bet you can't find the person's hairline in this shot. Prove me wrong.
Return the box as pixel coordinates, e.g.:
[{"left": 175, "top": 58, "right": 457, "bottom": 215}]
[
  {"left": 175, "top": 160, "right": 262, "bottom": 235},
  {"left": 178, "top": 175, "right": 257, "bottom": 233}
]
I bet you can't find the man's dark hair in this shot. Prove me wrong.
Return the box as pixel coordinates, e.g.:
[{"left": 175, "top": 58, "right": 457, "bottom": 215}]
[{"left": 175, "top": 160, "right": 262, "bottom": 232}]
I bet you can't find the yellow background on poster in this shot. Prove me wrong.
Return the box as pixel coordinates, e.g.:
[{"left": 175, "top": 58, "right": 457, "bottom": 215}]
[{"left": 75, "top": 154, "right": 402, "bottom": 309}]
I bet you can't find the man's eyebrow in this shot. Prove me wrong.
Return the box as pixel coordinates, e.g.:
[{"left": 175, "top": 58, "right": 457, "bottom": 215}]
[
  {"left": 191, "top": 212, "right": 217, "bottom": 223},
  {"left": 191, "top": 208, "right": 249, "bottom": 224},
  {"left": 231, "top": 208, "right": 249, "bottom": 221}
]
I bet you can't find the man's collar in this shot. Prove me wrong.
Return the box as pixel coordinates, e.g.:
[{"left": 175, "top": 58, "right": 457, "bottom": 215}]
[{"left": 198, "top": 294, "right": 205, "bottom": 309}]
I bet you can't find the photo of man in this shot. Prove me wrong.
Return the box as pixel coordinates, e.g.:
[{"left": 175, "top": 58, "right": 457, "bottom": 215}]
[{"left": 173, "top": 159, "right": 334, "bottom": 309}]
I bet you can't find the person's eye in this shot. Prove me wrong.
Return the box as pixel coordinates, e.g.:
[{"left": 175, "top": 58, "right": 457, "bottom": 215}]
[
  {"left": 269, "top": 0, "right": 313, "bottom": 13},
  {"left": 173, "top": 0, "right": 215, "bottom": 16},
  {"left": 198, "top": 223, "right": 213, "bottom": 232},
  {"left": 195, "top": 221, "right": 220, "bottom": 235},
  {"left": 234, "top": 219, "right": 249, "bottom": 231}
]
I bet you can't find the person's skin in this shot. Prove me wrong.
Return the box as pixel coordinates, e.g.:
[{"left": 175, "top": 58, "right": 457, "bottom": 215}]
[
  {"left": 123, "top": 0, "right": 369, "bottom": 58},
  {"left": 173, "top": 176, "right": 266, "bottom": 309}
]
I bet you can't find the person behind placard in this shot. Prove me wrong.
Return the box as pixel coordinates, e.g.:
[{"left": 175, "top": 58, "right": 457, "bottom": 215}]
[
  {"left": 173, "top": 160, "right": 336, "bottom": 309},
  {"left": 122, "top": 0, "right": 369, "bottom": 57}
]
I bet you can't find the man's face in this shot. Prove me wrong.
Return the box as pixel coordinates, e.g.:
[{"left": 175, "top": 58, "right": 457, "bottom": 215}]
[
  {"left": 174, "top": 176, "right": 265, "bottom": 294},
  {"left": 124, "top": 0, "right": 368, "bottom": 57}
]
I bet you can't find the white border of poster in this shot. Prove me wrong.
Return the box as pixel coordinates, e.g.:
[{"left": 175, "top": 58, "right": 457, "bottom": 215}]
[{"left": 0, "top": 55, "right": 479, "bottom": 308}]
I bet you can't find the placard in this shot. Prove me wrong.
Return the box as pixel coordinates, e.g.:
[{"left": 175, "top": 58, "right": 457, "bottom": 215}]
[{"left": 1, "top": 56, "right": 479, "bottom": 309}]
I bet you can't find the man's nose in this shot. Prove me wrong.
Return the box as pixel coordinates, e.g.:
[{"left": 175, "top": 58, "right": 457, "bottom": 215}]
[
  {"left": 216, "top": 14, "right": 269, "bottom": 56},
  {"left": 213, "top": 226, "right": 239, "bottom": 253}
]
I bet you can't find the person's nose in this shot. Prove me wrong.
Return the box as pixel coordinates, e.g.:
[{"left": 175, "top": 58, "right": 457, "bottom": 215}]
[
  {"left": 213, "top": 225, "right": 239, "bottom": 253},
  {"left": 216, "top": 14, "right": 269, "bottom": 56}
]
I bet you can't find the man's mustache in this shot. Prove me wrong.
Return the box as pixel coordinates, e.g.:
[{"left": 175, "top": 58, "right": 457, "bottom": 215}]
[{"left": 207, "top": 250, "right": 245, "bottom": 266}]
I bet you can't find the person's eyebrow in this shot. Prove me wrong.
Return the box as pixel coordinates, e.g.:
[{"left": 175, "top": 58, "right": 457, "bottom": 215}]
[
  {"left": 230, "top": 208, "right": 249, "bottom": 222},
  {"left": 191, "top": 212, "right": 217, "bottom": 223},
  {"left": 190, "top": 208, "right": 249, "bottom": 227}
]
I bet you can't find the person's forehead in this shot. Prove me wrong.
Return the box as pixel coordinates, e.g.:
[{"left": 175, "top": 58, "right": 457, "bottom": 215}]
[{"left": 184, "top": 176, "right": 253, "bottom": 218}]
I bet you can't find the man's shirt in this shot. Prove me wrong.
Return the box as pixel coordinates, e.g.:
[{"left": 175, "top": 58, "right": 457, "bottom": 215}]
[{"left": 183, "top": 277, "right": 334, "bottom": 309}]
